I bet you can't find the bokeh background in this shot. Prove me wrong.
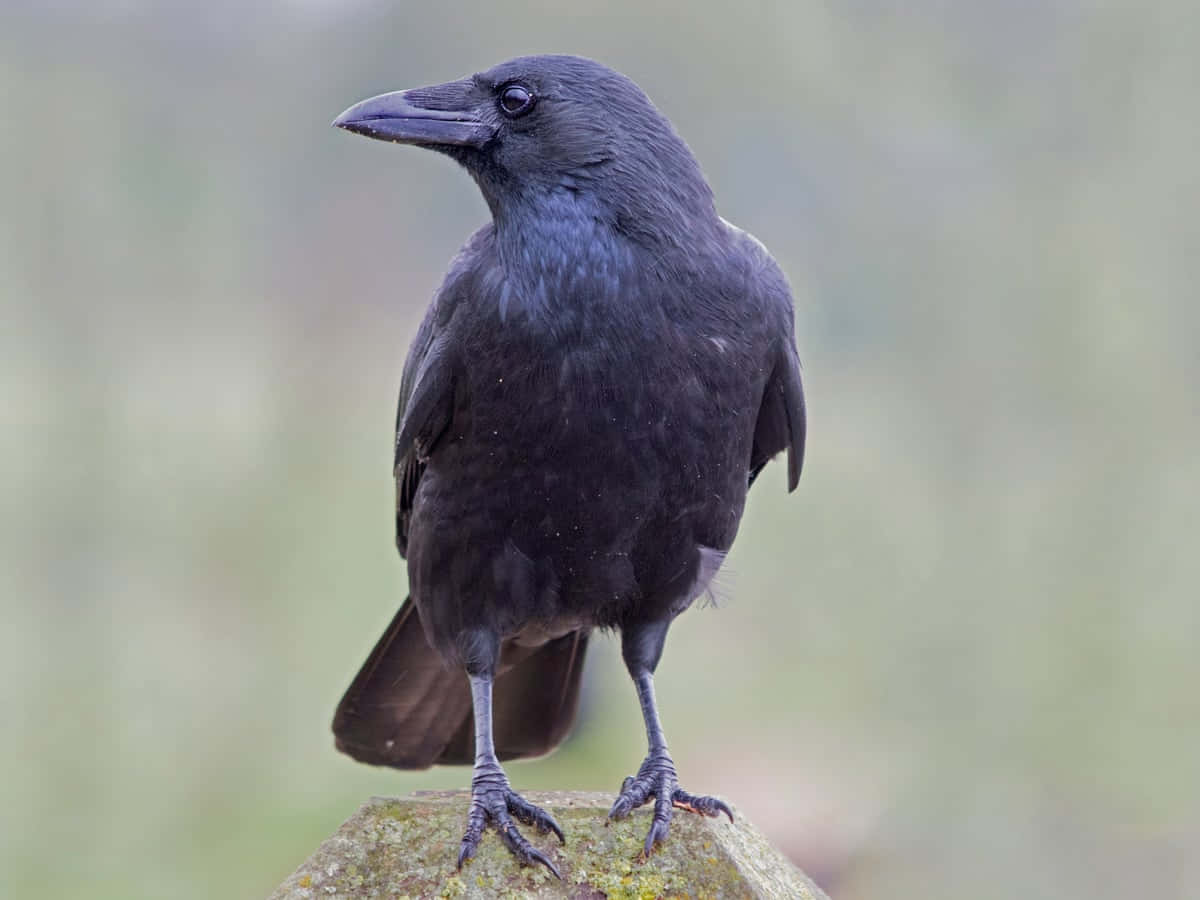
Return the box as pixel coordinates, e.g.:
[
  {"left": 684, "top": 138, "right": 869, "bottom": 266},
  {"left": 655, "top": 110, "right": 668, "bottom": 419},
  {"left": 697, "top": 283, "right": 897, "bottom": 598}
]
[{"left": 4, "top": 1, "right": 1198, "bottom": 897}]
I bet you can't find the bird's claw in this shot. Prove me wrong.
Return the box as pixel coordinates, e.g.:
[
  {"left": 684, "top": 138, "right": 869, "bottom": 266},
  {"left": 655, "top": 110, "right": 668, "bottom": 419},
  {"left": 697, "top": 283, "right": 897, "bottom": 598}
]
[
  {"left": 608, "top": 754, "right": 732, "bottom": 856},
  {"left": 506, "top": 789, "right": 566, "bottom": 844},
  {"left": 672, "top": 788, "right": 734, "bottom": 822},
  {"left": 457, "top": 782, "right": 563, "bottom": 879}
]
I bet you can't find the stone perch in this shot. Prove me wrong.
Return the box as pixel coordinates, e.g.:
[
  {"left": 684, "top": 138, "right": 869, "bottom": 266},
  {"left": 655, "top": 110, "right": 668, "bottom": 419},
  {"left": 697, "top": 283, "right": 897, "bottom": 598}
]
[{"left": 271, "top": 791, "right": 829, "bottom": 899}]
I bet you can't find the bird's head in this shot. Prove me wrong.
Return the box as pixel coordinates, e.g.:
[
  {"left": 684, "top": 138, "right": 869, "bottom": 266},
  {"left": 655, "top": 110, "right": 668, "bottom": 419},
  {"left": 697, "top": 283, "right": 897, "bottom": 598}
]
[{"left": 334, "top": 55, "right": 715, "bottom": 245}]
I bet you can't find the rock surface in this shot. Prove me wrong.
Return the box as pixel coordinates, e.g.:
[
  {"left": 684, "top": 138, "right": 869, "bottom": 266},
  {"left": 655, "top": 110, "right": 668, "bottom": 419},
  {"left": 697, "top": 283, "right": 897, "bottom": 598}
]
[{"left": 271, "top": 790, "right": 829, "bottom": 899}]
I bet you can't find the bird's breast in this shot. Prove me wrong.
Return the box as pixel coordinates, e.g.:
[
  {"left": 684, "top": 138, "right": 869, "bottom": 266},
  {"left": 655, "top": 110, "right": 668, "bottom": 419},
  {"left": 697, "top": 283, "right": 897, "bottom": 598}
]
[
  {"left": 442, "top": 300, "right": 758, "bottom": 532},
  {"left": 408, "top": 273, "right": 763, "bottom": 632}
]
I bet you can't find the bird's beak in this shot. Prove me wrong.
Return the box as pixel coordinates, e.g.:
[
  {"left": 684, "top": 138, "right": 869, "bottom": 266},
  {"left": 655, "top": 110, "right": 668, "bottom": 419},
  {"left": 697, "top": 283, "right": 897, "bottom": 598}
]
[{"left": 332, "top": 85, "right": 495, "bottom": 149}]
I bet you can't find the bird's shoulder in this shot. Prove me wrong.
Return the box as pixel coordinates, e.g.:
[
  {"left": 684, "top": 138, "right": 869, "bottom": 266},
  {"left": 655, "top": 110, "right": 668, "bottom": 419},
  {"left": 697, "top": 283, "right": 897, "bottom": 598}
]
[
  {"left": 431, "top": 223, "right": 500, "bottom": 319},
  {"left": 398, "top": 223, "right": 498, "bottom": 378},
  {"left": 393, "top": 226, "right": 499, "bottom": 465},
  {"left": 716, "top": 218, "right": 795, "bottom": 321}
]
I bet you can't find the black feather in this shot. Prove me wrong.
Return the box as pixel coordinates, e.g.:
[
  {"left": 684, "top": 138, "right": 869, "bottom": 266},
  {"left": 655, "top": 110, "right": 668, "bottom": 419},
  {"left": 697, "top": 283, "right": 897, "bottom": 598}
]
[{"left": 333, "top": 54, "right": 803, "bottom": 775}]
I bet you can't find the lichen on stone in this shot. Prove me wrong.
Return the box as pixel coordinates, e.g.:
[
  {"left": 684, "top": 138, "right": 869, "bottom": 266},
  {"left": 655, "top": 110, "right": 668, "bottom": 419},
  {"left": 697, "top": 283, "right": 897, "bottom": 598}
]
[{"left": 270, "top": 790, "right": 828, "bottom": 899}]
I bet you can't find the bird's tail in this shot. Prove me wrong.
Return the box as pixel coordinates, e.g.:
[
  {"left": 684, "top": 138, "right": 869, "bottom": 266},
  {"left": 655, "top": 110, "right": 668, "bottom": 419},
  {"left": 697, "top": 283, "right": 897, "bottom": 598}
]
[{"left": 332, "top": 597, "right": 589, "bottom": 769}]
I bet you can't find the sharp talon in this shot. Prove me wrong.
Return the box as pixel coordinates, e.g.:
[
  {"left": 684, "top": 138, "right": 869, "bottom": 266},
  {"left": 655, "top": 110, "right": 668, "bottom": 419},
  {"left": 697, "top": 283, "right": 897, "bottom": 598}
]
[
  {"left": 506, "top": 792, "right": 565, "bottom": 844},
  {"left": 615, "top": 762, "right": 730, "bottom": 851},
  {"left": 643, "top": 832, "right": 658, "bottom": 857},
  {"left": 456, "top": 844, "right": 473, "bottom": 870},
  {"left": 673, "top": 789, "right": 733, "bottom": 822},
  {"left": 527, "top": 847, "right": 562, "bottom": 879},
  {"left": 458, "top": 785, "right": 560, "bottom": 875}
]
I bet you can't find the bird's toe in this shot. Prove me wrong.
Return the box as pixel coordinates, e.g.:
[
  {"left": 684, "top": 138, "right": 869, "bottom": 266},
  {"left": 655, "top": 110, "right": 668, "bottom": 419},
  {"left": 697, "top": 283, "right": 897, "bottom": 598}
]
[
  {"left": 609, "top": 754, "right": 732, "bottom": 852},
  {"left": 641, "top": 785, "right": 676, "bottom": 856},
  {"left": 493, "top": 805, "right": 563, "bottom": 878},
  {"left": 457, "top": 785, "right": 562, "bottom": 877},
  {"left": 505, "top": 789, "right": 565, "bottom": 844},
  {"left": 456, "top": 803, "right": 487, "bottom": 869},
  {"left": 672, "top": 788, "right": 734, "bottom": 822},
  {"left": 608, "top": 773, "right": 653, "bottom": 820}
]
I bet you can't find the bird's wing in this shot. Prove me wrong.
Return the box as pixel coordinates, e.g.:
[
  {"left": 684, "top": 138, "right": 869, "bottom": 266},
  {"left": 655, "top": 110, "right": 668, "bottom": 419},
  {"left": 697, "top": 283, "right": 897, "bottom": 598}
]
[
  {"left": 393, "top": 229, "right": 489, "bottom": 555},
  {"left": 393, "top": 313, "right": 455, "bottom": 556},
  {"left": 749, "top": 339, "right": 806, "bottom": 490},
  {"left": 747, "top": 261, "right": 806, "bottom": 491}
]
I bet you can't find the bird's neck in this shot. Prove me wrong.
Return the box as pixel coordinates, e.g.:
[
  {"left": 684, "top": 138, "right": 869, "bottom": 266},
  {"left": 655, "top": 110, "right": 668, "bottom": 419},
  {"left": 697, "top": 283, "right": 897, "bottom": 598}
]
[
  {"left": 487, "top": 182, "right": 718, "bottom": 321},
  {"left": 488, "top": 188, "right": 633, "bottom": 319}
]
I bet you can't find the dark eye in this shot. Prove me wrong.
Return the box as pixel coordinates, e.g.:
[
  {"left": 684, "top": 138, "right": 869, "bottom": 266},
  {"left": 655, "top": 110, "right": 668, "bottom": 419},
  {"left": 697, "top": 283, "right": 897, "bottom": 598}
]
[{"left": 499, "top": 84, "right": 534, "bottom": 117}]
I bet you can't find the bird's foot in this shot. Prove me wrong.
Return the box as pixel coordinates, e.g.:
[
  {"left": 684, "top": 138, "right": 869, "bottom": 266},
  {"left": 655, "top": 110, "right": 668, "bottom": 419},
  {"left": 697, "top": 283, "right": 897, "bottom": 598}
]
[
  {"left": 607, "top": 751, "right": 733, "bottom": 856},
  {"left": 457, "top": 768, "right": 564, "bottom": 878}
]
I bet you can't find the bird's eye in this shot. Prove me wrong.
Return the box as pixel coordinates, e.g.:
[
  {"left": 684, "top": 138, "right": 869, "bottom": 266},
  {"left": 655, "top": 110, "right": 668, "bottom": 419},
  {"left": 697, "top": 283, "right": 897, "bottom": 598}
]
[{"left": 499, "top": 84, "right": 534, "bottom": 117}]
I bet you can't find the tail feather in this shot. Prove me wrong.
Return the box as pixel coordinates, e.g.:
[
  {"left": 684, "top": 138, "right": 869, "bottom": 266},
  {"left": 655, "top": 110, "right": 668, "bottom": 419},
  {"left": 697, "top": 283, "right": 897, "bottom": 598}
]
[
  {"left": 332, "top": 597, "right": 589, "bottom": 769},
  {"left": 332, "top": 599, "right": 471, "bottom": 768}
]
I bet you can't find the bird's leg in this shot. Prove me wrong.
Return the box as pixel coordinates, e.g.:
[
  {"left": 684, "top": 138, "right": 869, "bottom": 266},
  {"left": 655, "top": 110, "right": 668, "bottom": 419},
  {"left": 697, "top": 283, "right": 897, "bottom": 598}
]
[
  {"left": 608, "top": 621, "right": 733, "bottom": 856},
  {"left": 457, "top": 666, "right": 564, "bottom": 878}
]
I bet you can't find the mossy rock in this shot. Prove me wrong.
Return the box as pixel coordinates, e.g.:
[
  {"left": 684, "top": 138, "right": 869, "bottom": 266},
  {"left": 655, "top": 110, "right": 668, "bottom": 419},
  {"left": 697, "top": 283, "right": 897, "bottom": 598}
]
[{"left": 271, "top": 790, "right": 828, "bottom": 899}]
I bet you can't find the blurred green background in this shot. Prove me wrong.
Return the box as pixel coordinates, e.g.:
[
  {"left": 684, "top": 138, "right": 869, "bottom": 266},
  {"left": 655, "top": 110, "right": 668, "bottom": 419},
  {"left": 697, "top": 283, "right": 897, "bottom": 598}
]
[{"left": 3, "top": 1, "right": 1197, "bottom": 898}]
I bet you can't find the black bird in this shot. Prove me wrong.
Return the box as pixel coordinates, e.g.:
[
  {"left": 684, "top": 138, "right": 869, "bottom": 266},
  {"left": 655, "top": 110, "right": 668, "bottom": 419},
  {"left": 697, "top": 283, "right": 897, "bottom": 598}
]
[{"left": 331, "top": 55, "right": 805, "bottom": 876}]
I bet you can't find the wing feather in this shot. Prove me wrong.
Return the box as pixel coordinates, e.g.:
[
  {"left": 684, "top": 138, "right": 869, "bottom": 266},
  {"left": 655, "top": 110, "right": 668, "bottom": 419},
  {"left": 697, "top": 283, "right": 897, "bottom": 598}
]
[{"left": 392, "top": 227, "right": 494, "bottom": 555}]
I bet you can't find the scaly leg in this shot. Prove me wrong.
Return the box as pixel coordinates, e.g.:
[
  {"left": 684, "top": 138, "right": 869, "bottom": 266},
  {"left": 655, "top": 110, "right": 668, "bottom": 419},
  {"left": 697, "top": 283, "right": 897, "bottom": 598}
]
[
  {"left": 457, "top": 670, "right": 564, "bottom": 877},
  {"left": 608, "top": 621, "right": 733, "bottom": 856}
]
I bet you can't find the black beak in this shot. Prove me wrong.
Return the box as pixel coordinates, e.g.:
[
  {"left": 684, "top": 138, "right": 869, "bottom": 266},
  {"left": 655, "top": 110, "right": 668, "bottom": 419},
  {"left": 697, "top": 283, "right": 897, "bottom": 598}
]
[{"left": 332, "top": 86, "right": 495, "bottom": 149}]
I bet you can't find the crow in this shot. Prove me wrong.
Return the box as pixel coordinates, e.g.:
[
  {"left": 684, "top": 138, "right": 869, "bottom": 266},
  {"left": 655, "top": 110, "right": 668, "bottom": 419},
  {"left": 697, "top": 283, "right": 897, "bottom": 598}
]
[{"left": 331, "top": 54, "right": 805, "bottom": 877}]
